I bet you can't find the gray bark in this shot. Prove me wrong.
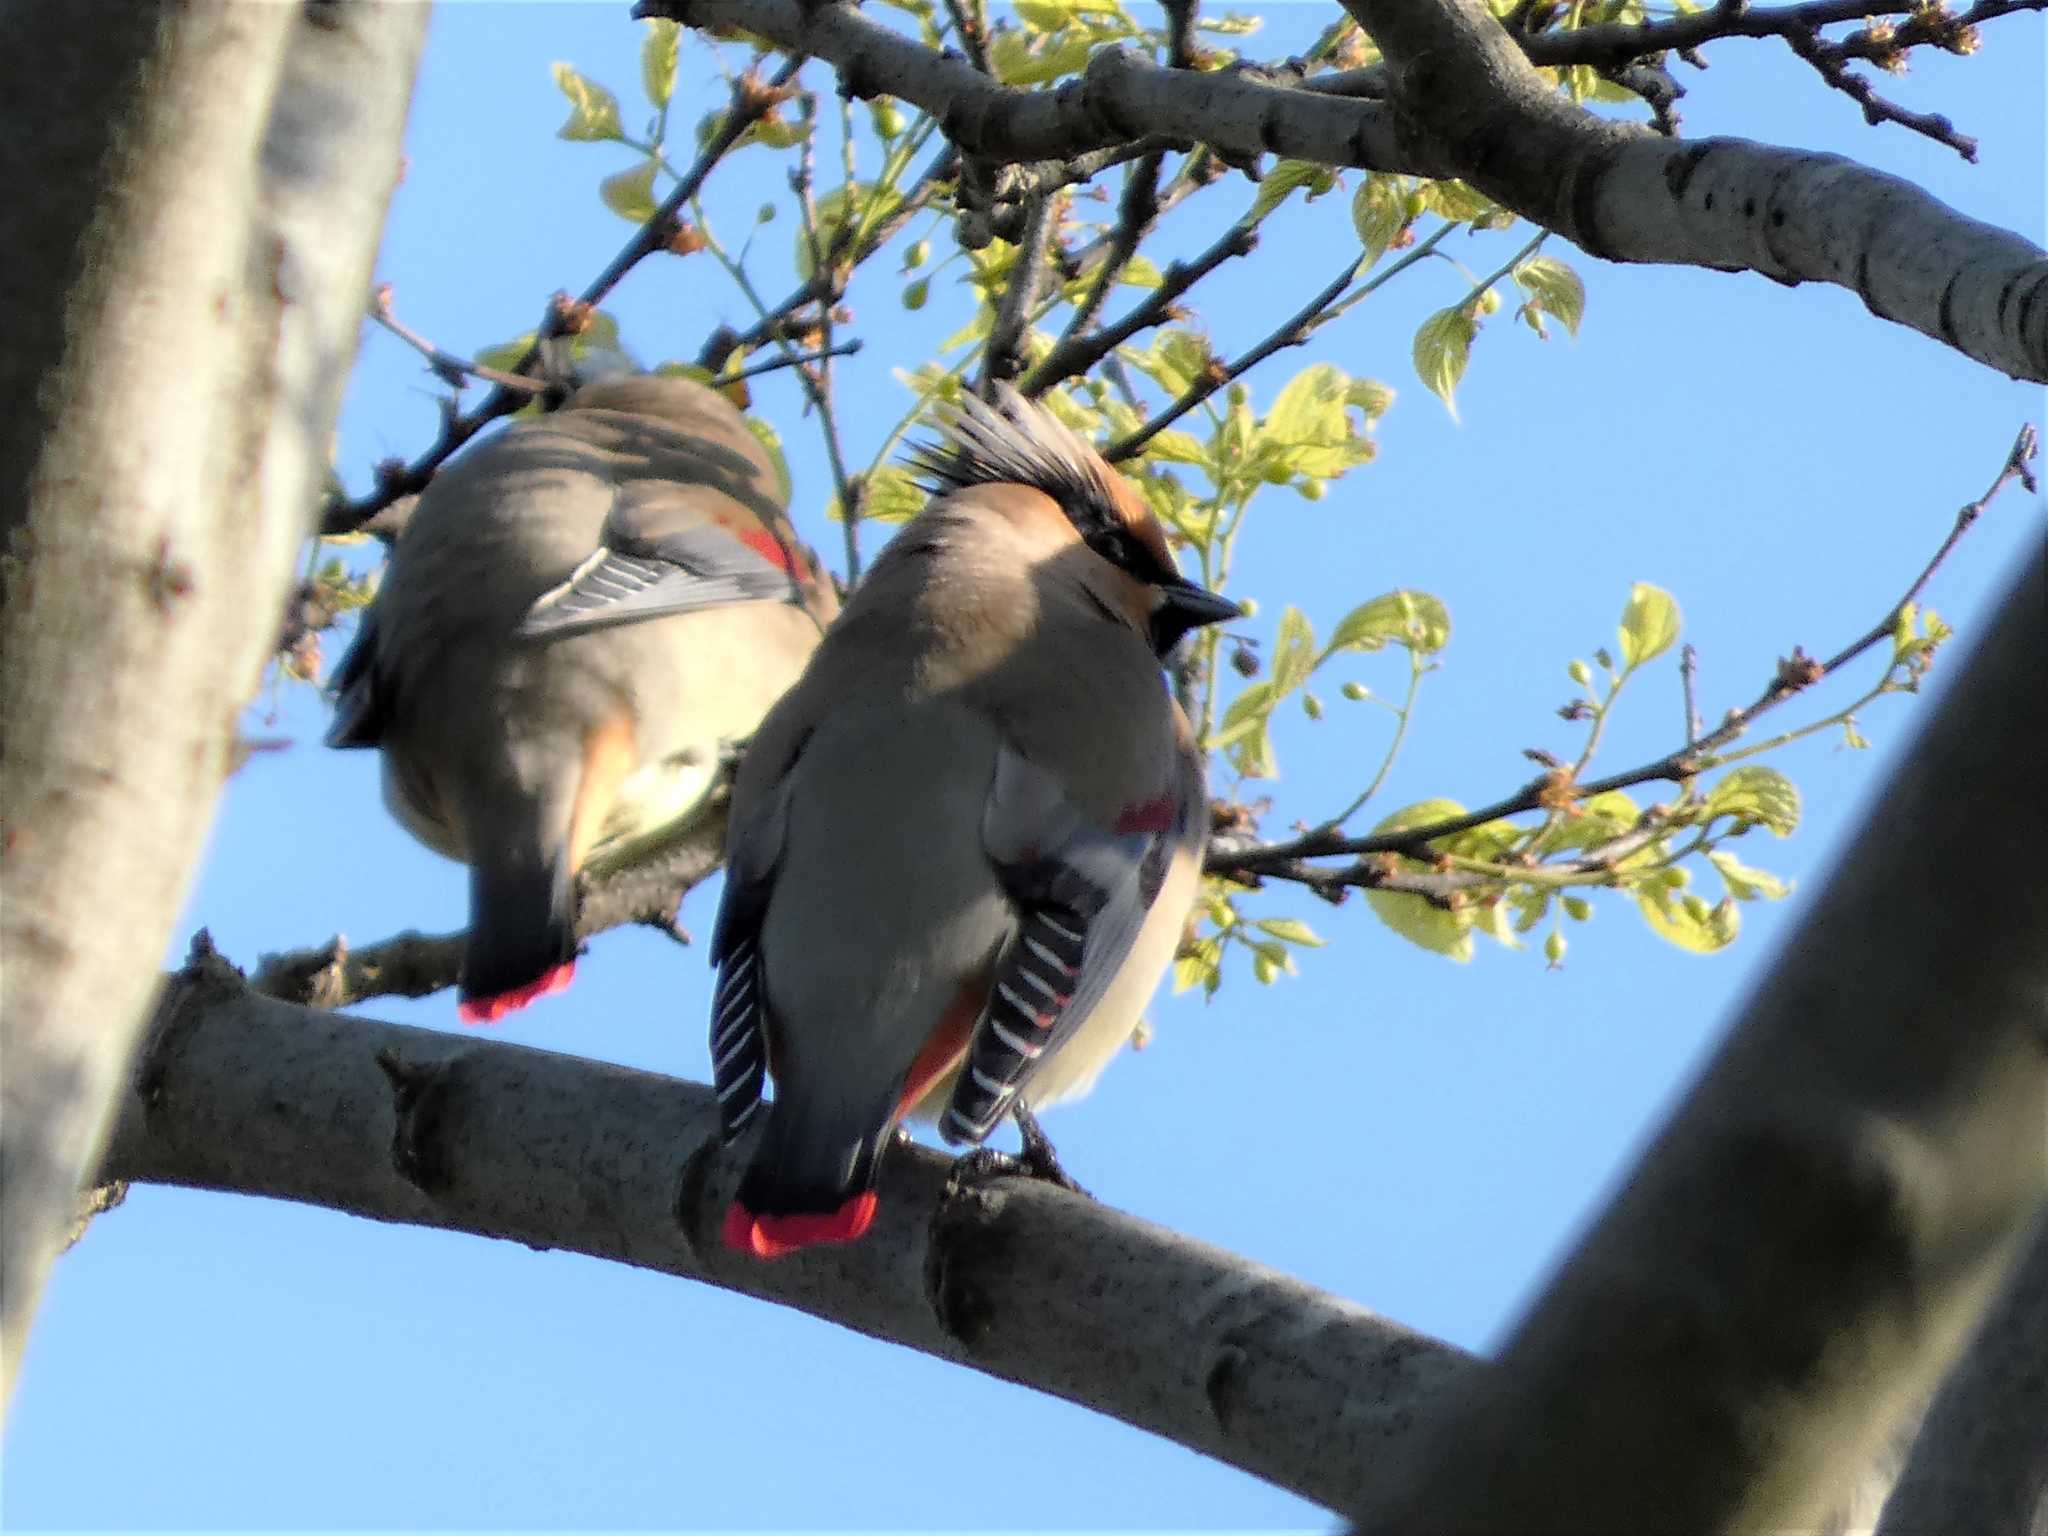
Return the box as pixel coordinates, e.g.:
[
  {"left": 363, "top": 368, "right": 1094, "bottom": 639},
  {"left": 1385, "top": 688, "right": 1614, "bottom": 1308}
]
[
  {"left": 1353, "top": 541, "right": 2048, "bottom": 1533},
  {"left": 102, "top": 943, "right": 1473, "bottom": 1512},
  {"left": 0, "top": 0, "right": 426, "bottom": 1408},
  {"left": 1343, "top": 0, "right": 2046, "bottom": 381},
  {"left": 1877, "top": 1212, "right": 2048, "bottom": 1536}
]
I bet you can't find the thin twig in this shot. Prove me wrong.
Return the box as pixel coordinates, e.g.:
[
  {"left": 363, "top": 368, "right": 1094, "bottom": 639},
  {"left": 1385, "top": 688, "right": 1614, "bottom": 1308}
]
[
  {"left": 1022, "top": 220, "right": 1258, "bottom": 398},
  {"left": 716, "top": 339, "right": 863, "bottom": 385},
  {"left": 369, "top": 286, "right": 548, "bottom": 396},
  {"left": 941, "top": 0, "right": 993, "bottom": 75},
  {"left": 1049, "top": 151, "right": 1166, "bottom": 356},
  {"left": 1783, "top": 24, "right": 1978, "bottom": 158},
  {"left": 323, "top": 58, "right": 804, "bottom": 536},
  {"left": 981, "top": 191, "right": 1060, "bottom": 392},
  {"left": 1207, "top": 424, "right": 2033, "bottom": 879},
  {"left": 698, "top": 144, "right": 958, "bottom": 373},
  {"left": 1161, "top": 0, "right": 1202, "bottom": 69},
  {"left": 1680, "top": 643, "right": 1703, "bottom": 746},
  {"left": 1107, "top": 223, "right": 1452, "bottom": 461}
]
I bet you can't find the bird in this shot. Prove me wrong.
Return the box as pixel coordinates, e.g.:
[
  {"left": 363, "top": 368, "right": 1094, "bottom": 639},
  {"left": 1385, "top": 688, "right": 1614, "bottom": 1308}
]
[
  {"left": 709, "top": 383, "right": 1238, "bottom": 1259},
  {"left": 327, "top": 372, "right": 839, "bottom": 1024}
]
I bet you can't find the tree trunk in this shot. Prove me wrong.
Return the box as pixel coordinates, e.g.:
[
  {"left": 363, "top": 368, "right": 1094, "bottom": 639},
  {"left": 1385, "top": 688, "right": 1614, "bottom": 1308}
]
[
  {"left": 0, "top": 0, "right": 427, "bottom": 1409},
  {"left": 1354, "top": 540, "right": 2048, "bottom": 1533}
]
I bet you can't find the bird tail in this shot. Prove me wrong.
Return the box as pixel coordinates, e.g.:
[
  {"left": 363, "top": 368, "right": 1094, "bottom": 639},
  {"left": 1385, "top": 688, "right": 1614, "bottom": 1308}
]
[
  {"left": 457, "top": 843, "right": 579, "bottom": 1025},
  {"left": 725, "top": 1094, "right": 891, "bottom": 1259}
]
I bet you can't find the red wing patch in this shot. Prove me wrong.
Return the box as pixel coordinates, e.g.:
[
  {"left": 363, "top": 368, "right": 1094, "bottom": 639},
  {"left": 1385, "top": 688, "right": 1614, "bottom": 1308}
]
[
  {"left": 1113, "top": 794, "right": 1176, "bottom": 835},
  {"left": 736, "top": 524, "right": 796, "bottom": 574}
]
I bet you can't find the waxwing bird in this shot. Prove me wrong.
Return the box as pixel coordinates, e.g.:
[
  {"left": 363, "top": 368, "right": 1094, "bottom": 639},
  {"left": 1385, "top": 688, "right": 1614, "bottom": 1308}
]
[
  {"left": 327, "top": 374, "right": 839, "bottom": 1024},
  {"left": 710, "top": 384, "right": 1238, "bottom": 1259}
]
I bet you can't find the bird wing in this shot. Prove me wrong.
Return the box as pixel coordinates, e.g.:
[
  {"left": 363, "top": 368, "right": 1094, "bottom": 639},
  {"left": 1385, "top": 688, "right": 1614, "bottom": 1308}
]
[
  {"left": 707, "top": 770, "right": 795, "bottom": 1146},
  {"left": 323, "top": 605, "right": 388, "bottom": 749},
  {"left": 941, "top": 740, "right": 1183, "bottom": 1146},
  {"left": 517, "top": 480, "right": 805, "bottom": 640}
]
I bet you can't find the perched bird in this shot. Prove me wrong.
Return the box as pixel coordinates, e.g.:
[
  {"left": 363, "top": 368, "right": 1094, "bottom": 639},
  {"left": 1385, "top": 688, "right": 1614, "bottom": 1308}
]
[
  {"left": 327, "top": 373, "right": 838, "bottom": 1024},
  {"left": 710, "top": 385, "right": 1238, "bottom": 1259}
]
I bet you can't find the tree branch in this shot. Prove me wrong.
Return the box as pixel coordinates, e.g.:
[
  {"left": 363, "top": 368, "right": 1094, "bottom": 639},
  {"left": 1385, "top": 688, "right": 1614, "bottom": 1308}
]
[
  {"left": 103, "top": 940, "right": 1472, "bottom": 1513},
  {"left": 0, "top": 0, "right": 425, "bottom": 1412},
  {"left": 325, "top": 57, "right": 803, "bottom": 537},
  {"left": 1343, "top": 0, "right": 2047, "bottom": 380},
  {"left": 1352, "top": 539, "right": 2048, "bottom": 1531},
  {"left": 629, "top": 0, "right": 2044, "bottom": 380},
  {"left": 1210, "top": 424, "right": 2027, "bottom": 879},
  {"left": 251, "top": 777, "right": 734, "bottom": 1010},
  {"left": 1875, "top": 1212, "right": 2048, "bottom": 1536},
  {"left": 633, "top": 0, "right": 1416, "bottom": 171}
]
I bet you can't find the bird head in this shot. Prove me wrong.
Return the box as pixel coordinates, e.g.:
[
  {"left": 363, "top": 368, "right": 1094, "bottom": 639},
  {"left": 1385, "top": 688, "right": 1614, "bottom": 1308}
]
[{"left": 909, "top": 385, "right": 1240, "bottom": 656}]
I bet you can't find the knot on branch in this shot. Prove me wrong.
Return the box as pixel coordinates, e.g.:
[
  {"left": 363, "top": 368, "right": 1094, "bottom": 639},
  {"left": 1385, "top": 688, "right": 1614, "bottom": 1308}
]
[{"left": 375, "top": 1048, "right": 459, "bottom": 1197}]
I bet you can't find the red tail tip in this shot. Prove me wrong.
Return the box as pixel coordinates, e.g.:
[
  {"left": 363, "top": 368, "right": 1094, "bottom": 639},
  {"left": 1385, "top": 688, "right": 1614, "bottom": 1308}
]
[
  {"left": 456, "top": 960, "right": 576, "bottom": 1026},
  {"left": 721, "top": 1192, "right": 878, "bottom": 1260}
]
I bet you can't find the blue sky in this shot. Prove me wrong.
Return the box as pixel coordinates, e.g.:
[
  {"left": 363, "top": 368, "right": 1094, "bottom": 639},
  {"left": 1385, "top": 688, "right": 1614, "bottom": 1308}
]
[{"left": 5, "top": 3, "right": 2042, "bottom": 1529}]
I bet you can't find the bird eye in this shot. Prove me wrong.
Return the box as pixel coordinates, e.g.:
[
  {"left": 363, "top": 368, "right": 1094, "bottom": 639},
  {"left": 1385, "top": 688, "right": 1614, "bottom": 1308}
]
[{"left": 1087, "top": 527, "right": 1140, "bottom": 572}]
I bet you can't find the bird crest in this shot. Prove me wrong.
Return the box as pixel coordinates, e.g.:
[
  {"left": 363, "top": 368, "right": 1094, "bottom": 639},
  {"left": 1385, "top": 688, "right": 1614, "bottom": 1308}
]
[{"left": 907, "top": 384, "right": 1141, "bottom": 549}]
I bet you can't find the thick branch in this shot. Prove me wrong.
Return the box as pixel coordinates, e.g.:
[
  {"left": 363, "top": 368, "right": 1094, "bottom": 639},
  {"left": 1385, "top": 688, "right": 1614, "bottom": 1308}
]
[
  {"left": 0, "top": 0, "right": 424, "bottom": 1411},
  {"left": 104, "top": 944, "right": 1472, "bottom": 1512},
  {"left": 636, "top": 0, "right": 2044, "bottom": 379},
  {"left": 634, "top": 0, "right": 1415, "bottom": 171},
  {"left": 1876, "top": 1212, "right": 2048, "bottom": 1535},
  {"left": 1354, "top": 542, "right": 2048, "bottom": 1532},
  {"left": 1344, "top": 0, "right": 2047, "bottom": 379}
]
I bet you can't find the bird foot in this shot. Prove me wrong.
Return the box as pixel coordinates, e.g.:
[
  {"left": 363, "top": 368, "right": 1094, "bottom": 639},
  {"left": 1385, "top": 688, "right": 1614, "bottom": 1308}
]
[{"left": 945, "top": 1104, "right": 1090, "bottom": 1199}]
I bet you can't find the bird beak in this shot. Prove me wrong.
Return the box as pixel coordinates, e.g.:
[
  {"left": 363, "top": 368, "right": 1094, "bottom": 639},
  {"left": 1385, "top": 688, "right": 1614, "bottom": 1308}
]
[
  {"left": 1160, "top": 576, "right": 1242, "bottom": 630},
  {"left": 1150, "top": 576, "right": 1242, "bottom": 654}
]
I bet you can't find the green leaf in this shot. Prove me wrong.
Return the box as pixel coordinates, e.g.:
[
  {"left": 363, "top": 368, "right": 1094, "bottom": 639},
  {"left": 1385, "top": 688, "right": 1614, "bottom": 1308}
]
[
  {"left": 1323, "top": 589, "right": 1452, "bottom": 658},
  {"left": 1142, "top": 428, "right": 1207, "bottom": 466},
  {"left": 1248, "top": 159, "right": 1336, "bottom": 225},
  {"left": 1412, "top": 306, "right": 1476, "bottom": 419},
  {"left": 1346, "top": 378, "right": 1395, "bottom": 419},
  {"left": 1704, "top": 765, "right": 1802, "bottom": 837},
  {"left": 1617, "top": 581, "right": 1681, "bottom": 669},
  {"left": 1514, "top": 255, "right": 1586, "bottom": 338},
  {"left": 1421, "top": 178, "right": 1494, "bottom": 223},
  {"left": 552, "top": 62, "right": 624, "bottom": 143},
  {"left": 1014, "top": 0, "right": 1076, "bottom": 29},
  {"left": 742, "top": 417, "right": 792, "bottom": 506},
  {"left": 795, "top": 182, "right": 905, "bottom": 280},
  {"left": 1173, "top": 936, "right": 1224, "bottom": 995},
  {"left": 1708, "top": 850, "right": 1792, "bottom": 901},
  {"left": 1636, "top": 878, "right": 1741, "bottom": 953},
  {"left": 1265, "top": 363, "right": 1349, "bottom": 450},
  {"left": 1351, "top": 174, "right": 1408, "bottom": 264},
  {"left": 852, "top": 464, "right": 925, "bottom": 524},
  {"left": 1253, "top": 917, "right": 1326, "bottom": 947},
  {"left": 989, "top": 28, "right": 1095, "bottom": 84},
  {"left": 598, "top": 158, "right": 660, "bottom": 224},
  {"left": 1537, "top": 788, "right": 1640, "bottom": 854},
  {"left": 1118, "top": 255, "right": 1165, "bottom": 289},
  {"left": 1122, "top": 330, "right": 1212, "bottom": 399},
  {"left": 640, "top": 19, "right": 681, "bottom": 110},
  {"left": 1269, "top": 605, "right": 1318, "bottom": 697},
  {"left": 1362, "top": 799, "right": 1477, "bottom": 961}
]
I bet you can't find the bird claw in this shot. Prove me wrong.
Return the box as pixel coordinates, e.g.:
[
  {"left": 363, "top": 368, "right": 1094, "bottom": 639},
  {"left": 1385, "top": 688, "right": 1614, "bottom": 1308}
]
[{"left": 945, "top": 1103, "right": 1090, "bottom": 1199}]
